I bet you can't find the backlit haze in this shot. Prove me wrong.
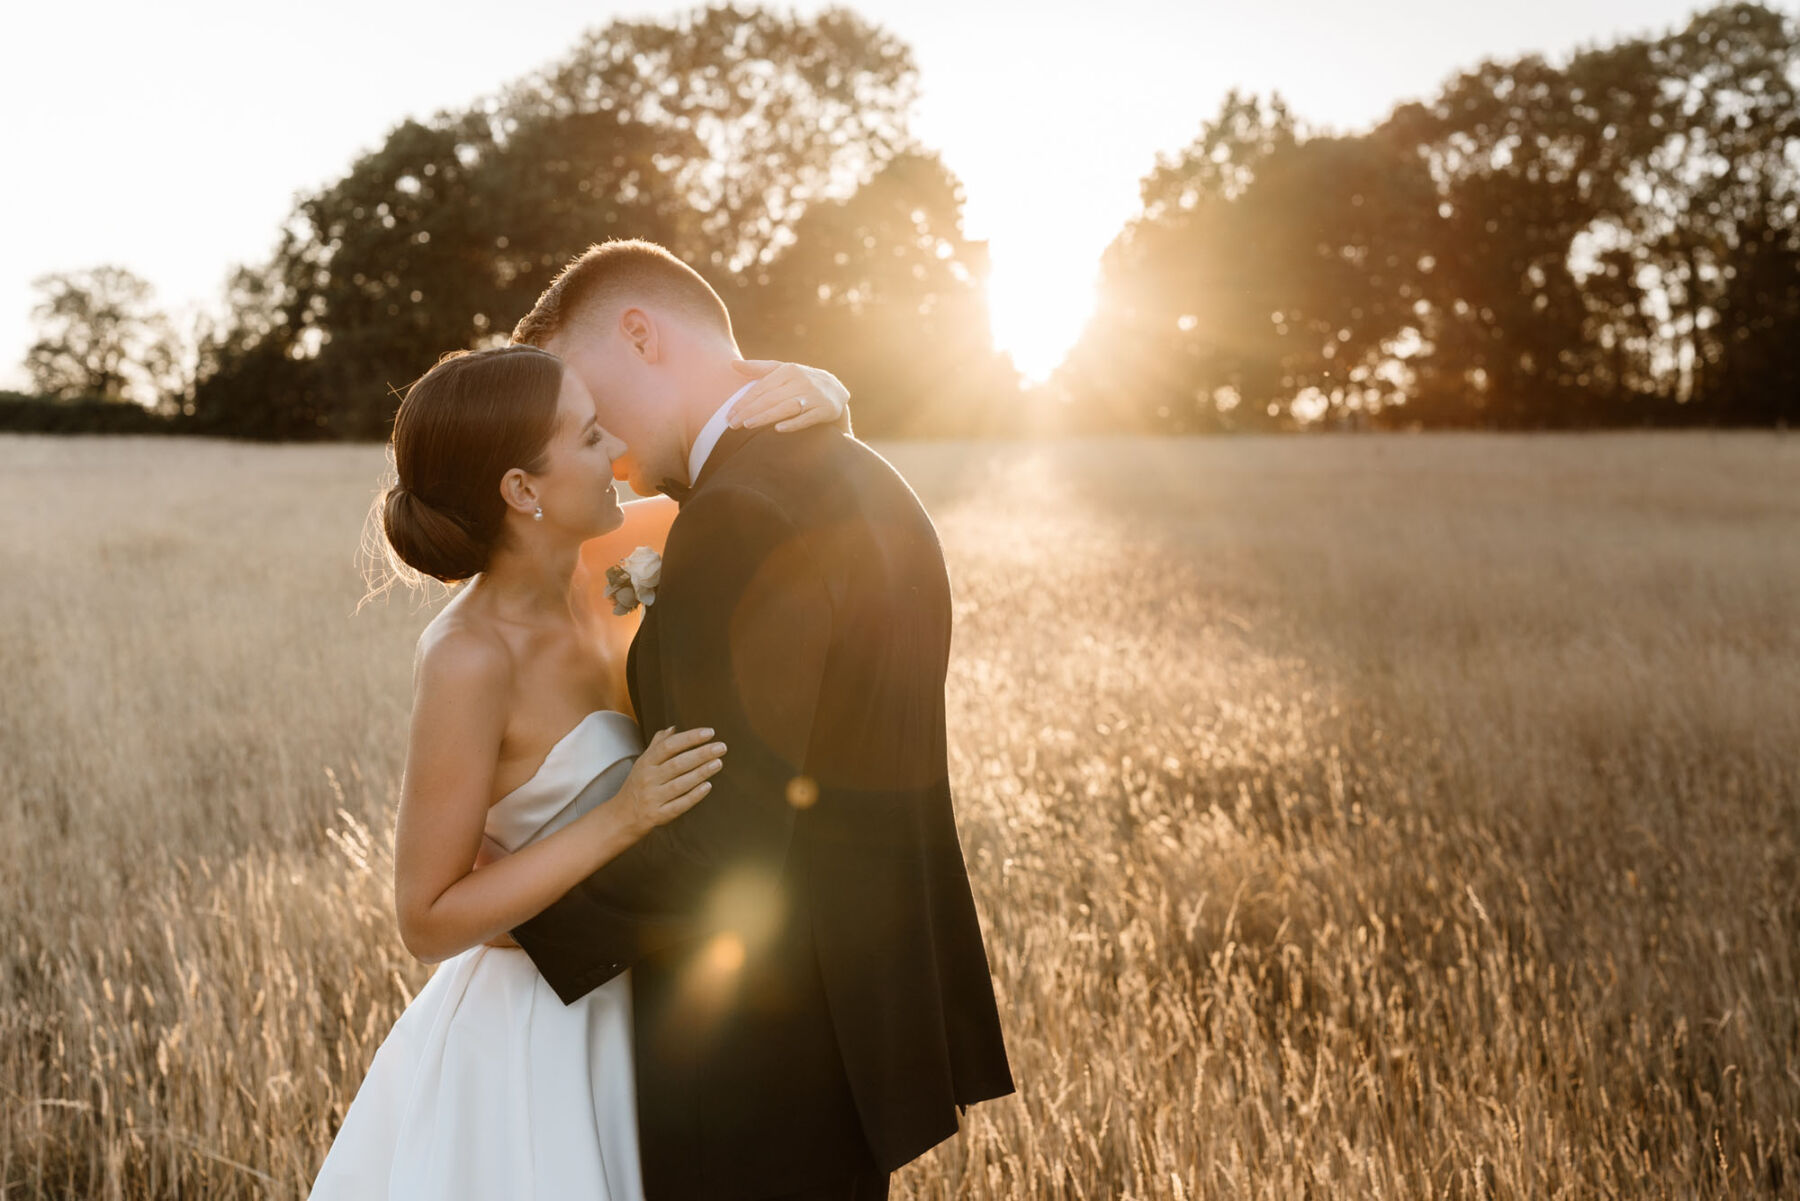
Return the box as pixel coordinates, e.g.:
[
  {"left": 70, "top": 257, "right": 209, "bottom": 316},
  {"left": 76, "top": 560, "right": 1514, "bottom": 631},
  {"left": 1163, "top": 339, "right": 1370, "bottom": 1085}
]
[{"left": 1, "top": 0, "right": 1709, "bottom": 390}]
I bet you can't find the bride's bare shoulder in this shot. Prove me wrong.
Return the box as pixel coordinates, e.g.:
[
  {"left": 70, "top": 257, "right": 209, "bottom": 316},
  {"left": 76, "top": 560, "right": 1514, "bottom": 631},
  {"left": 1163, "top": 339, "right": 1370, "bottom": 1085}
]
[{"left": 412, "top": 595, "right": 512, "bottom": 695}]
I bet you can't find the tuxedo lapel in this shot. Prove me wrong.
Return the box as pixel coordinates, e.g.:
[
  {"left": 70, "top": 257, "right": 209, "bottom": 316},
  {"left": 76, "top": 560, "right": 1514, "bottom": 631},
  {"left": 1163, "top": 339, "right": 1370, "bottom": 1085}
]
[
  {"left": 684, "top": 424, "right": 764, "bottom": 504},
  {"left": 627, "top": 599, "right": 662, "bottom": 730},
  {"left": 630, "top": 424, "right": 766, "bottom": 728},
  {"left": 625, "top": 624, "right": 644, "bottom": 723}
]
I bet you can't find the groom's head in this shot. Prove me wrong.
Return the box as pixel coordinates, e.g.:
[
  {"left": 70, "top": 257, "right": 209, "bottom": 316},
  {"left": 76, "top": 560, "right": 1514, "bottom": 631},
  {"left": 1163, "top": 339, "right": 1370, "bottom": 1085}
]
[{"left": 512, "top": 239, "right": 739, "bottom": 495}]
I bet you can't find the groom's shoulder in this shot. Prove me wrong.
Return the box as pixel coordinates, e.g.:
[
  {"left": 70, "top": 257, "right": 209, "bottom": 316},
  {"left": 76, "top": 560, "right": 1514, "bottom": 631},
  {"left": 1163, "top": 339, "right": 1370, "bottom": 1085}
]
[
  {"left": 722, "top": 426, "right": 917, "bottom": 518},
  {"left": 687, "top": 431, "right": 939, "bottom": 584},
  {"left": 724, "top": 423, "right": 857, "bottom": 475}
]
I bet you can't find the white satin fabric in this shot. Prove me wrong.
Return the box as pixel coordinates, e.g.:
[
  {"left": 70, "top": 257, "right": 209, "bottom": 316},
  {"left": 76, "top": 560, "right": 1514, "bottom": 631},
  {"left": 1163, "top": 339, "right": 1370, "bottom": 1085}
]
[{"left": 308, "top": 711, "right": 647, "bottom": 1201}]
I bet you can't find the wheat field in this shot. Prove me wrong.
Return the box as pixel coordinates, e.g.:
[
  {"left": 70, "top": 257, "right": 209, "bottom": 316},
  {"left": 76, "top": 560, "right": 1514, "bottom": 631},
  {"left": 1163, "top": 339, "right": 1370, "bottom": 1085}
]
[{"left": 1, "top": 431, "right": 1796, "bottom": 1199}]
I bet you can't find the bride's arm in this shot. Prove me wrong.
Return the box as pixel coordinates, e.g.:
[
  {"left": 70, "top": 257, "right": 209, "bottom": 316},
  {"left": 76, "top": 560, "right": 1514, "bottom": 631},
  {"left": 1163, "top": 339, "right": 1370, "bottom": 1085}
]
[{"left": 393, "top": 629, "right": 725, "bottom": 964}]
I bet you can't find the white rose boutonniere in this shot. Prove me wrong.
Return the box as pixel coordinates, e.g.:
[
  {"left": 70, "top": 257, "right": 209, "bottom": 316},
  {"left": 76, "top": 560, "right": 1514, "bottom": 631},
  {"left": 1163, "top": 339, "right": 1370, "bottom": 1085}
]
[{"left": 605, "top": 546, "right": 663, "bottom": 615}]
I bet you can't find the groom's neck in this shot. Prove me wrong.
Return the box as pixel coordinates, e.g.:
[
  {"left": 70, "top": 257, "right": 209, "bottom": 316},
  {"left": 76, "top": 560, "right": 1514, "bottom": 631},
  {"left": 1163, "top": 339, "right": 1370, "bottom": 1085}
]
[{"left": 675, "top": 356, "right": 750, "bottom": 473}]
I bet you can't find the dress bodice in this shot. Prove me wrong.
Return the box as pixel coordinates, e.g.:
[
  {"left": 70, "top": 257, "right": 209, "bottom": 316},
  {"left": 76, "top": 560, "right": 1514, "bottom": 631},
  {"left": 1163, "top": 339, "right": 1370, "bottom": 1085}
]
[{"left": 484, "top": 711, "right": 645, "bottom": 854}]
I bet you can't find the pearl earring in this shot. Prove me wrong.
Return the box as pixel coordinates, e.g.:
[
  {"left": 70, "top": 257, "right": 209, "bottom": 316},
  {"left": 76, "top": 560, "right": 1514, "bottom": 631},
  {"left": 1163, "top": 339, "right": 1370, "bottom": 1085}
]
[{"left": 533, "top": 506, "right": 543, "bottom": 522}]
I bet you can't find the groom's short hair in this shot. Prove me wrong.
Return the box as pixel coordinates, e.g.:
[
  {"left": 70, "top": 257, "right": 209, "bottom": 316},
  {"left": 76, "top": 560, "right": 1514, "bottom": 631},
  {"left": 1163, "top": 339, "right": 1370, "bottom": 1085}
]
[{"left": 510, "top": 239, "right": 734, "bottom": 349}]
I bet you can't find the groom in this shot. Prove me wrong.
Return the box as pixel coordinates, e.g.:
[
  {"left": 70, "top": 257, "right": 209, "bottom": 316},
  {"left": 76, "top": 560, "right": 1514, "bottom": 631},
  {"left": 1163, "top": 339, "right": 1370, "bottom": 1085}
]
[{"left": 508, "top": 239, "right": 1013, "bottom": 1201}]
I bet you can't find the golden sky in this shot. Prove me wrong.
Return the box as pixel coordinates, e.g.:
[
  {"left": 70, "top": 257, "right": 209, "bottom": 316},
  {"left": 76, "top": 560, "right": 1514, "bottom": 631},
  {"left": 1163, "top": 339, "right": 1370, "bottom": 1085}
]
[{"left": 0, "top": 0, "right": 1712, "bottom": 388}]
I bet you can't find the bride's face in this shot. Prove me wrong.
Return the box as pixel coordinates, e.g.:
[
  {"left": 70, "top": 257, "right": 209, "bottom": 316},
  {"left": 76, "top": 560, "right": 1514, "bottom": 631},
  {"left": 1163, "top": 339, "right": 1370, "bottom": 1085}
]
[{"left": 524, "top": 370, "right": 627, "bottom": 539}]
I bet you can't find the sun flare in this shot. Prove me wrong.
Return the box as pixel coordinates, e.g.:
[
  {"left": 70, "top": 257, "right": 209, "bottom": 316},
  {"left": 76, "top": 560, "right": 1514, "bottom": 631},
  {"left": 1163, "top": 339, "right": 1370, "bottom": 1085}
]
[{"left": 984, "top": 249, "right": 1096, "bottom": 384}]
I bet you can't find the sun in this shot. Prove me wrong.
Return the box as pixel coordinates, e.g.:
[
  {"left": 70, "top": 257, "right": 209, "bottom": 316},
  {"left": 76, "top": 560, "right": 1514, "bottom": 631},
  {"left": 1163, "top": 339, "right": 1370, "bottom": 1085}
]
[{"left": 984, "top": 246, "right": 1096, "bottom": 384}]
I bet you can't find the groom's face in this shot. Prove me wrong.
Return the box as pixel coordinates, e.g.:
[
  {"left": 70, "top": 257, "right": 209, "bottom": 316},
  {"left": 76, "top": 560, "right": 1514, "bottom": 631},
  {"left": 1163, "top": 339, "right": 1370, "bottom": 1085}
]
[{"left": 552, "top": 324, "right": 680, "bottom": 497}]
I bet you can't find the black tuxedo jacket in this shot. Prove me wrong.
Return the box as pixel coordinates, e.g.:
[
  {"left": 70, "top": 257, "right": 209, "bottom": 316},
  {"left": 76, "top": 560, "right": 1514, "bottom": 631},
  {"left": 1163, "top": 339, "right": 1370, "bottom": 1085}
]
[{"left": 512, "top": 423, "right": 1013, "bottom": 1200}]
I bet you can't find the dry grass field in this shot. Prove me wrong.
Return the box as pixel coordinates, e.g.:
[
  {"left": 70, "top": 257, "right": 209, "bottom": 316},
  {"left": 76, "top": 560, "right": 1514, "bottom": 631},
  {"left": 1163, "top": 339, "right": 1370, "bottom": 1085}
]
[{"left": 2, "top": 431, "right": 1797, "bottom": 1199}]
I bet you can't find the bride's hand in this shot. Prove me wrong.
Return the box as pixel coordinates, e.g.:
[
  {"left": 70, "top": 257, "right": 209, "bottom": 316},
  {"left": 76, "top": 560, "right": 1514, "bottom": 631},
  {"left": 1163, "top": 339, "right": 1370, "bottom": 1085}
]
[
  {"left": 482, "top": 730, "right": 720, "bottom": 951},
  {"left": 726, "top": 359, "right": 850, "bottom": 432},
  {"left": 613, "top": 726, "right": 726, "bottom": 838}
]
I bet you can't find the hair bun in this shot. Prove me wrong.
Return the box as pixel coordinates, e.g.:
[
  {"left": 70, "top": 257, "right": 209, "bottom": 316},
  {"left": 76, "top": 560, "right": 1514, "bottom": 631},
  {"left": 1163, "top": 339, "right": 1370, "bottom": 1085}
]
[
  {"left": 372, "top": 344, "right": 563, "bottom": 590},
  {"left": 382, "top": 486, "right": 486, "bottom": 583}
]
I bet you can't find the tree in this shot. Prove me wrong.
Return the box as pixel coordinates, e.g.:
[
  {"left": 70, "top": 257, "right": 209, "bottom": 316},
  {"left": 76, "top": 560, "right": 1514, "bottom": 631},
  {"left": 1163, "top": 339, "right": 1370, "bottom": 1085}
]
[
  {"left": 272, "top": 109, "right": 679, "bottom": 437},
  {"left": 198, "top": 3, "right": 928, "bottom": 438},
  {"left": 1625, "top": 3, "right": 1800, "bottom": 422},
  {"left": 1057, "top": 93, "right": 1298, "bottom": 432},
  {"left": 1064, "top": 2, "right": 1800, "bottom": 432},
  {"left": 1059, "top": 94, "right": 1437, "bottom": 431},
  {"left": 1395, "top": 3, "right": 1800, "bottom": 426},
  {"left": 515, "top": 4, "right": 918, "bottom": 274},
  {"left": 735, "top": 151, "right": 1020, "bottom": 437},
  {"left": 1710, "top": 213, "right": 1800, "bottom": 426},
  {"left": 24, "top": 266, "right": 182, "bottom": 407}
]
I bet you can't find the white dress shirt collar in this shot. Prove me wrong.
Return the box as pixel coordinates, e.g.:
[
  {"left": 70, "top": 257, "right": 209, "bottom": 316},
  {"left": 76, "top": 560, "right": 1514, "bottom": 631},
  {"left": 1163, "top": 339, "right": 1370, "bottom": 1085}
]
[{"left": 686, "top": 380, "right": 756, "bottom": 489}]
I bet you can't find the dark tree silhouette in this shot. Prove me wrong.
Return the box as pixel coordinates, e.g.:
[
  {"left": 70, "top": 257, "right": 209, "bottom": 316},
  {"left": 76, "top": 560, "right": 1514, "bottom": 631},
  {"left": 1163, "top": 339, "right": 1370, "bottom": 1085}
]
[
  {"left": 195, "top": 4, "right": 929, "bottom": 438},
  {"left": 1061, "top": 95, "right": 1437, "bottom": 430},
  {"left": 1062, "top": 3, "right": 1800, "bottom": 432},
  {"left": 733, "top": 151, "right": 1020, "bottom": 436},
  {"left": 25, "top": 267, "right": 182, "bottom": 408}
]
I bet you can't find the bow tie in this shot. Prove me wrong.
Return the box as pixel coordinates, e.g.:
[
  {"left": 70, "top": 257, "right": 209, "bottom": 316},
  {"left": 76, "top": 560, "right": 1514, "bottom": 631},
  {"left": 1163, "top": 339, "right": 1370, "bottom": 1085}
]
[{"left": 657, "top": 477, "right": 692, "bottom": 505}]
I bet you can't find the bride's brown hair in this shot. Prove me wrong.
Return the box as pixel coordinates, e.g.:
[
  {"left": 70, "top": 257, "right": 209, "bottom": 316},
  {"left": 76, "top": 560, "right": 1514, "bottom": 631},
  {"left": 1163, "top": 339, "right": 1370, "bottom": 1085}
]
[{"left": 378, "top": 345, "right": 565, "bottom": 584}]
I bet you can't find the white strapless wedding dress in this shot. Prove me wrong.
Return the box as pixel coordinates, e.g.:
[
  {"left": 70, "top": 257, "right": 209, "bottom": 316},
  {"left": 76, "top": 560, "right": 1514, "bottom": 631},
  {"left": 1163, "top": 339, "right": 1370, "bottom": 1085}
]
[{"left": 309, "top": 711, "right": 646, "bottom": 1201}]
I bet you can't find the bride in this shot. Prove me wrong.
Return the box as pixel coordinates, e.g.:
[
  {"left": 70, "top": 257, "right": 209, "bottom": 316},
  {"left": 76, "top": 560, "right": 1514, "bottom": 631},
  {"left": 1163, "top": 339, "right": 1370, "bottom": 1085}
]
[{"left": 309, "top": 343, "right": 849, "bottom": 1199}]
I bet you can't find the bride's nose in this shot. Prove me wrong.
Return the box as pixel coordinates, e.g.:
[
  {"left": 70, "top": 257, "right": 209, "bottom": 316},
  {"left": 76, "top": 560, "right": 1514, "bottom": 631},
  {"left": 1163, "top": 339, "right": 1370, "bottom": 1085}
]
[{"left": 601, "top": 431, "right": 629, "bottom": 470}]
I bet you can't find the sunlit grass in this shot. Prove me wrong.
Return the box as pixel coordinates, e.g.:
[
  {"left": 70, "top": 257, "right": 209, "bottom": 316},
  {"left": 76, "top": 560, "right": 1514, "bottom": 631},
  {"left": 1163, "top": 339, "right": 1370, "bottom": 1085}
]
[{"left": 2, "top": 431, "right": 1796, "bottom": 1198}]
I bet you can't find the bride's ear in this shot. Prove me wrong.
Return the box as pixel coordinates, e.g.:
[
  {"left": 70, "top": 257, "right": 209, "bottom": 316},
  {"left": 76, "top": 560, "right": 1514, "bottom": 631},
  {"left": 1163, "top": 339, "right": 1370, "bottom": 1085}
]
[{"left": 499, "top": 468, "right": 538, "bottom": 519}]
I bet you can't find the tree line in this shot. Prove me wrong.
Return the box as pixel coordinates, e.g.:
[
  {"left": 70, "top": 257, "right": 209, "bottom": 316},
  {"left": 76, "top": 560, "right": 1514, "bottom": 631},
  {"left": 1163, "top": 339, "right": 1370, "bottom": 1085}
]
[
  {"left": 12, "top": 2, "right": 1797, "bottom": 438},
  {"left": 1058, "top": 2, "right": 1800, "bottom": 431}
]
